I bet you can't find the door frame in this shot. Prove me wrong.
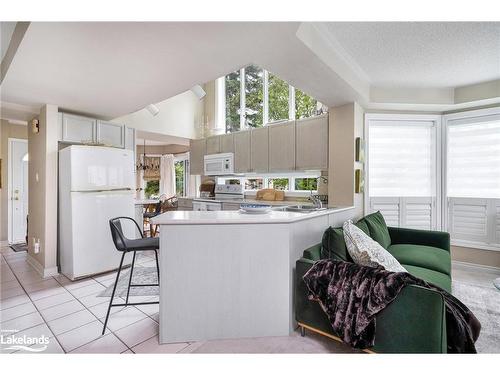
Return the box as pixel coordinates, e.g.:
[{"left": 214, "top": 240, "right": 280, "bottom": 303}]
[{"left": 8, "top": 138, "right": 28, "bottom": 244}]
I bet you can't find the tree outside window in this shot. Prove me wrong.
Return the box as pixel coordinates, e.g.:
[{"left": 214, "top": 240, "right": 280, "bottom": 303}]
[
  {"left": 268, "top": 73, "right": 289, "bottom": 122},
  {"left": 294, "top": 177, "right": 318, "bottom": 191},
  {"left": 145, "top": 180, "right": 160, "bottom": 198},
  {"left": 175, "top": 161, "right": 185, "bottom": 197},
  {"left": 244, "top": 65, "right": 263, "bottom": 128},
  {"left": 295, "top": 88, "right": 318, "bottom": 119},
  {"left": 268, "top": 178, "right": 289, "bottom": 191},
  {"left": 225, "top": 70, "right": 241, "bottom": 133}
]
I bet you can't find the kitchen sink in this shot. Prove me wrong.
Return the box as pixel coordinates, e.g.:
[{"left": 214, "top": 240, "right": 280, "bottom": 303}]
[{"left": 284, "top": 205, "right": 326, "bottom": 212}]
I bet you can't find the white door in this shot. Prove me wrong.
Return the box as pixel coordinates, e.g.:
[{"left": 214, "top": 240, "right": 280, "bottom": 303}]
[{"left": 9, "top": 139, "right": 28, "bottom": 244}]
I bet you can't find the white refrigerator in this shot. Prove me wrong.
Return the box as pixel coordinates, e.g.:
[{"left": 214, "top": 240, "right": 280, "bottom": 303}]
[{"left": 59, "top": 145, "right": 136, "bottom": 280}]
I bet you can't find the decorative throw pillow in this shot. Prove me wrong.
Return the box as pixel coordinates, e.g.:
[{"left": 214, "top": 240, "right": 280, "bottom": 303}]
[{"left": 343, "top": 220, "right": 407, "bottom": 273}]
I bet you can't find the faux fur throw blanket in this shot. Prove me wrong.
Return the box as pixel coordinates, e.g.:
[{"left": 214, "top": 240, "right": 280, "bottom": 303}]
[{"left": 303, "top": 260, "right": 481, "bottom": 353}]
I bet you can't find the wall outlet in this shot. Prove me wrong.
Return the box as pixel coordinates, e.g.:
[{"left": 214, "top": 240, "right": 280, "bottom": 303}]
[{"left": 33, "top": 238, "right": 40, "bottom": 254}]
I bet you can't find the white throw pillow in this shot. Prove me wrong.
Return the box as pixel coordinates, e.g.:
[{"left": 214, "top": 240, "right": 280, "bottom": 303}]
[{"left": 343, "top": 220, "right": 407, "bottom": 273}]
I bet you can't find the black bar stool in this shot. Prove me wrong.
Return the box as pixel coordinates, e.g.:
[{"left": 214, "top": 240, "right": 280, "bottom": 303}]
[{"left": 102, "top": 217, "right": 160, "bottom": 335}]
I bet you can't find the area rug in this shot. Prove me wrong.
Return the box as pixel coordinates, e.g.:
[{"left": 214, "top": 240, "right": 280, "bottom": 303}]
[
  {"left": 98, "top": 266, "right": 159, "bottom": 297},
  {"left": 452, "top": 280, "right": 500, "bottom": 353},
  {"left": 10, "top": 243, "right": 28, "bottom": 252}
]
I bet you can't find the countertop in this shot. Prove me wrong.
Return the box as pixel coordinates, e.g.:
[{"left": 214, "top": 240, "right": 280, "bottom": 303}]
[
  {"left": 151, "top": 206, "right": 354, "bottom": 225},
  {"left": 135, "top": 199, "right": 160, "bottom": 205},
  {"left": 178, "top": 196, "right": 311, "bottom": 207}
]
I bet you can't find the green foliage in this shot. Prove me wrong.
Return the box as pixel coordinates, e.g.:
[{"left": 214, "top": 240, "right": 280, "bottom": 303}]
[
  {"left": 295, "top": 88, "right": 318, "bottom": 119},
  {"left": 145, "top": 180, "right": 159, "bottom": 198},
  {"left": 244, "top": 65, "right": 263, "bottom": 128},
  {"left": 175, "top": 161, "right": 184, "bottom": 196},
  {"left": 268, "top": 73, "right": 289, "bottom": 122},
  {"left": 294, "top": 178, "right": 318, "bottom": 191},
  {"left": 269, "top": 178, "right": 289, "bottom": 190},
  {"left": 225, "top": 70, "right": 241, "bottom": 133}
]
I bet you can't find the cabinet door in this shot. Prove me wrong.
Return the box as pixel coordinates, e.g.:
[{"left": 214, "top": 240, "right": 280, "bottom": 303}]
[
  {"left": 124, "top": 127, "right": 136, "bottom": 151},
  {"left": 97, "top": 120, "right": 125, "bottom": 148},
  {"left": 250, "top": 127, "right": 269, "bottom": 173},
  {"left": 233, "top": 131, "right": 251, "bottom": 173},
  {"left": 206, "top": 136, "right": 221, "bottom": 154},
  {"left": 220, "top": 133, "right": 234, "bottom": 153},
  {"left": 295, "top": 115, "right": 328, "bottom": 170},
  {"left": 222, "top": 203, "right": 241, "bottom": 211},
  {"left": 61, "top": 113, "right": 96, "bottom": 143},
  {"left": 268, "top": 121, "right": 295, "bottom": 172},
  {"left": 190, "top": 138, "right": 206, "bottom": 175}
]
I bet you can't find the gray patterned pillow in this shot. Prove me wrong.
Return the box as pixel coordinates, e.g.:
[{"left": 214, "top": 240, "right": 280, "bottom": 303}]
[{"left": 343, "top": 220, "right": 407, "bottom": 273}]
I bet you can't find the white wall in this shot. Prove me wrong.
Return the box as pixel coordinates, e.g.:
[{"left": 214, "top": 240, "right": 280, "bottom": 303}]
[{"left": 114, "top": 90, "right": 204, "bottom": 139}]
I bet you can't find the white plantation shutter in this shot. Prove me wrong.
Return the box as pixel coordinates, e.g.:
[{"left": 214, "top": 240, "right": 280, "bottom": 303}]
[
  {"left": 449, "top": 198, "right": 489, "bottom": 243},
  {"left": 446, "top": 112, "right": 500, "bottom": 249},
  {"left": 367, "top": 117, "right": 438, "bottom": 230}
]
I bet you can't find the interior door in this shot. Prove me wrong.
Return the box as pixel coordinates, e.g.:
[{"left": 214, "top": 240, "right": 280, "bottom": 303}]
[{"left": 9, "top": 139, "right": 28, "bottom": 244}]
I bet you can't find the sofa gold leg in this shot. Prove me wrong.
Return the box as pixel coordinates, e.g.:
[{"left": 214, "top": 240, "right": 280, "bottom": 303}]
[{"left": 297, "top": 322, "right": 375, "bottom": 354}]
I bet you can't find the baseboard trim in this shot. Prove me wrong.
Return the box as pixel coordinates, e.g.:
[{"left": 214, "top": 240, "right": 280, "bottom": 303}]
[
  {"left": 27, "top": 255, "right": 59, "bottom": 278},
  {"left": 452, "top": 260, "right": 500, "bottom": 273}
]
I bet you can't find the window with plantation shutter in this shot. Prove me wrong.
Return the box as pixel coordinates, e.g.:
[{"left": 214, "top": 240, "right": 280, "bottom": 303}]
[
  {"left": 445, "top": 111, "right": 500, "bottom": 249},
  {"left": 366, "top": 116, "right": 439, "bottom": 230}
]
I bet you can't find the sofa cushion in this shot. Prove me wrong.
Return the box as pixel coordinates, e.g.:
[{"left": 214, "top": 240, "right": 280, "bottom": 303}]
[
  {"left": 343, "top": 220, "right": 407, "bottom": 272},
  {"left": 402, "top": 264, "right": 452, "bottom": 293},
  {"left": 363, "top": 211, "right": 391, "bottom": 249},
  {"left": 321, "top": 220, "right": 371, "bottom": 262},
  {"left": 388, "top": 244, "right": 451, "bottom": 276}
]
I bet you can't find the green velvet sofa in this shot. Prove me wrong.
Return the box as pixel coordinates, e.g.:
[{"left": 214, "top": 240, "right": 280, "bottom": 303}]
[{"left": 295, "top": 211, "right": 451, "bottom": 353}]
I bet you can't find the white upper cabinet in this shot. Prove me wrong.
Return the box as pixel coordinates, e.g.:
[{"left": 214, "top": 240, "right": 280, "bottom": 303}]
[
  {"left": 250, "top": 127, "right": 269, "bottom": 173},
  {"left": 233, "top": 131, "right": 251, "bottom": 173},
  {"left": 61, "top": 113, "right": 96, "bottom": 144},
  {"left": 206, "top": 136, "right": 221, "bottom": 154},
  {"left": 220, "top": 133, "right": 234, "bottom": 153},
  {"left": 124, "top": 127, "right": 136, "bottom": 151},
  {"left": 97, "top": 120, "right": 125, "bottom": 148},
  {"left": 268, "top": 120, "right": 296, "bottom": 172},
  {"left": 295, "top": 114, "right": 328, "bottom": 170}
]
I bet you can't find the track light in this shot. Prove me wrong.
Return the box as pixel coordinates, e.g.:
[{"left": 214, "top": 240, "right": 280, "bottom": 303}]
[
  {"left": 145, "top": 104, "right": 160, "bottom": 116},
  {"left": 191, "top": 85, "right": 206, "bottom": 100}
]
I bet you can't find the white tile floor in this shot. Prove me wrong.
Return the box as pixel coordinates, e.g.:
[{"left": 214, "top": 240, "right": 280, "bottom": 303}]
[
  {"left": 3, "top": 245, "right": 495, "bottom": 354},
  {"left": 0, "top": 246, "right": 169, "bottom": 354}
]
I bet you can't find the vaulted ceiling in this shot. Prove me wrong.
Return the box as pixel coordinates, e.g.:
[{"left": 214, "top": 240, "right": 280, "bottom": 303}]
[{"left": 1, "top": 22, "right": 499, "bottom": 122}]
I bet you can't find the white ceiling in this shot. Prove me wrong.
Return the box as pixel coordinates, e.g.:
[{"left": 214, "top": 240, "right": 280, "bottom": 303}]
[
  {"left": 323, "top": 22, "right": 500, "bottom": 88},
  {"left": 0, "top": 21, "right": 499, "bottom": 122}
]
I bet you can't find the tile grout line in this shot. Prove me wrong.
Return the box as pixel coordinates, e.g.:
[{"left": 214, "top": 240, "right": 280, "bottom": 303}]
[{"left": 1, "top": 252, "right": 67, "bottom": 353}]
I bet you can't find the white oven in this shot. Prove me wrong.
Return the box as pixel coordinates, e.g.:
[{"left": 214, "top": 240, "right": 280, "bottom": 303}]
[{"left": 204, "top": 153, "right": 234, "bottom": 176}]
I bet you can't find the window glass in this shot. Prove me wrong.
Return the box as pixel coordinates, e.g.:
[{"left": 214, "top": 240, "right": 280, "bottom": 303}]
[
  {"left": 145, "top": 180, "right": 160, "bottom": 198},
  {"left": 268, "top": 178, "right": 289, "bottom": 191},
  {"left": 225, "top": 70, "right": 241, "bottom": 133},
  {"left": 447, "top": 119, "right": 500, "bottom": 198},
  {"left": 244, "top": 65, "right": 264, "bottom": 128},
  {"left": 368, "top": 120, "right": 435, "bottom": 197},
  {"left": 175, "top": 161, "right": 185, "bottom": 197},
  {"left": 294, "top": 177, "right": 318, "bottom": 191},
  {"left": 268, "top": 73, "right": 289, "bottom": 122},
  {"left": 245, "top": 178, "right": 264, "bottom": 190},
  {"left": 295, "top": 88, "right": 318, "bottom": 119}
]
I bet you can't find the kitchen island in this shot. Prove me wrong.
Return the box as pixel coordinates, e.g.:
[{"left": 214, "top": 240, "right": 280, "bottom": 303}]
[{"left": 151, "top": 206, "right": 359, "bottom": 344}]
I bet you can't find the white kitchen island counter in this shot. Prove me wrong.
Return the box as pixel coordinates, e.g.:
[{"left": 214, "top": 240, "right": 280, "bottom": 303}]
[{"left": 151, "top": 206, "right": 358, "bottom": 344}]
